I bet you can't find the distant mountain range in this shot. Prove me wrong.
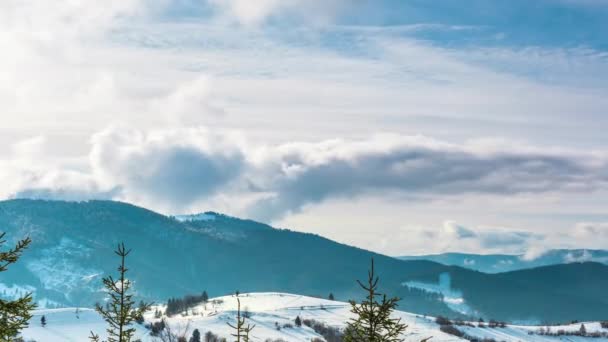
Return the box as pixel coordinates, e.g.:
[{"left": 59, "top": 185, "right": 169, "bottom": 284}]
[
  {"left": 1, "top": 199, "right": 607, "bottom": 323},
  {"left": 399, "top": 250, "right": 608, "bottom": 273}
]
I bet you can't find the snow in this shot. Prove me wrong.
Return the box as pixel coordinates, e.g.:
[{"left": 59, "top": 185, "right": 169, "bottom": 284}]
[
  {"left": 175, "top": 213, "right": 216, "bottom": 222},
  {"left": 403, "top": 273, "right": 475, "bottom": 316},
  {"left": 20, "top": 292, "right": 608, "bottom": 342}
]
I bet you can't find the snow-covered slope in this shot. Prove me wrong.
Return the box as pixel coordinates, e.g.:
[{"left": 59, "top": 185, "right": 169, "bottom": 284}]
[{"left": 20, "top": 293, "right": 608, "bottom": 342}]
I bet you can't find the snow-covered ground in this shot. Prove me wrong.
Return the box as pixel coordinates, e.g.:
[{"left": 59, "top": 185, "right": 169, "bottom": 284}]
[{"left": 20, "top": 292, "right": 608, "bottom": 341}]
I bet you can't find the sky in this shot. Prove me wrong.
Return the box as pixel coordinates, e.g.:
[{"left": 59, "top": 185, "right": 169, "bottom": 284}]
[{"left": 2, "top": 0, "right": 608, "bottom": 256}]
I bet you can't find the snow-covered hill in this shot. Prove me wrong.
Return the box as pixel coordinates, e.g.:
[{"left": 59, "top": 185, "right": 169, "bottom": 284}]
[{"left": 20, "top": 293, "right": 608, "bottom": 342}]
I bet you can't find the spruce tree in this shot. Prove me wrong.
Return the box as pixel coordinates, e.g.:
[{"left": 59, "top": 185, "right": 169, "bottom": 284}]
[
  {"left": 89, "top": 243, "right": 151, "bottom": 342},
  {"left": 227, "top": 296, "right": 255, "bottom": 342},
  {"left": 0, "top": 232, "right": 36, "bottom": 341},
  {"left": 294, "top": 316, "right": 302, "bottom": 327},
  {"left": 344, "top": 258, "right": 408, "bottom": 342},
  {"left": 41, "top": 315, "right": 46, "bottom": 327},
  {"left": 190, "top": 329, "right": 201, "bottom": 342}
]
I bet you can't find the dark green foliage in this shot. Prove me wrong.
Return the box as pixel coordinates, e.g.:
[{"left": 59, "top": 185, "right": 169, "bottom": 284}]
[
  {"left": 40, "top": 315, "right": 46, "bottom": 327},
  {"left": 302, "top": 319, "right": 343, "bottom": 342},
  {"left": 344, "top": 259, "right": 408, "bottom": 342},
  {"left": 204, "top": 331, "right": 224, "bottom": 342},
  {"left": 147, "top": 320, "right": 165, "bottom": 336},
  {"left": 227, "top": 296, "right": 255, "bottom": 342},
  {"left": 294, "top": 316, "right": 301, "bottom": 327},
  {"left": 0, "top": 232, "right": 36, "bottom": 341},
  {"left": 328, "top": 293, "right": 335, "bottom": 301},
  {"left": 166, "top": 292, "right": 209, "bottom": 316},
  {"left": 190, "top": 329, "right": 201, "bottom": 342},
  {"left": 89, "top": 243, "right": 151, "bottom": 342}
]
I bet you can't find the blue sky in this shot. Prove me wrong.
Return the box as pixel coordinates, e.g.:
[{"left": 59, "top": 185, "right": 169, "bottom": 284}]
[{"left": 1, "top": 0, "right": 608, "bottom": 256}]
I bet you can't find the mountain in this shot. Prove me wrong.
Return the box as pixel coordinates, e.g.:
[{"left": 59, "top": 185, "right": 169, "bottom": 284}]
[
  {"left": 1, "top": 199, "right": 607, "bottom": 323},
  {"left": 21, "top": 292, "right": 608, "bottom": 342},
  {"left": 399, "top": 250, "right": 608, "bottom": 273}
]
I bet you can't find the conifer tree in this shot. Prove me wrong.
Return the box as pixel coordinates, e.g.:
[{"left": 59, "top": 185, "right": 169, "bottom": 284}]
[
  {"left": 0, "top": 232, "right": 36, "bottom": 341},
  {"left": 227, "top": 296, "right": 255, "bottom": 342},
  {"left": 294, "top": 316, "right": 302, "bottom": 327},
  {"left": 190, "top": 329, "right": 201, "bottom": 342},
  {"left": 328, "top": 293, "right": 335, "bottom": 301},
  {"left": 89, "top": 243, "right": 151, "bottom": 342},
  {"left": 41, "top": 315, "right": 46, "bottom": 327},
  {"left": 344, "top": 258, "right": 408, "bottom": 342}
]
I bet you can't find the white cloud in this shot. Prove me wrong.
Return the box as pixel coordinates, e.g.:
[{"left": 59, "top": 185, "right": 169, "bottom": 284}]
[
  {"left": 89, "top": 126, "right": 246, "bottom": 210},
  {"left": 520, "top": 246, "right": 549, "bottom": 261},
  {"left": 1, "top": 1, "right": 608, "bottom": 255},
  {"left": 393, "top": 221, "right": 545, "bottom": 255},
  {"left": 5, "top": 128, "right": 608, "bottom": 221},
  {"left": 208, "top": 0, "right": 348, "bottom": 25}
]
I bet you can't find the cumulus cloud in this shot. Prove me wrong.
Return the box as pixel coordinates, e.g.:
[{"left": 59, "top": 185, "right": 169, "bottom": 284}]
[
  {"left": 520, "top": 245, "right": 549, "bottom": 261},
  {"left": 89, "top": 126, "right": 246, "bottom": 209},
  {"left": 245, "top": 134, "right": 608, "bottom": 220},
  {"left": 563, "top": 249, "right": 594, "bottom": 263},
  {"left": 5, "top": 130, "right": 608, "bottom": 220},
  {"left": 400, "top": 221, "right": 545, "bottom": 254}
]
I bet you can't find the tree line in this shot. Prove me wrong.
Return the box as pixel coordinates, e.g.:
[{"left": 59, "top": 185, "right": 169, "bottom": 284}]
[{"left": 2, "top": 230, "right": 444, "bottom": 342}]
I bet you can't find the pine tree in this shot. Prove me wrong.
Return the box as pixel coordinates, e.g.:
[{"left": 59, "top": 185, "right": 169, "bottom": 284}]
[
  {"left": 294, "top": 316, "right": 302, "bottom": 327},
  {"left": 0, "top": 232, "right": 36, "bottom": 341},
  {"left": 227, "top": 296, "right": 255, "bottom": 342},
  {"left": 41, "top": 315, "right": 46, "bottom": 327},
  {"left": 202, "top": 291, "right": 209, "bottom": 303},
  {"left": 344, "top": 258, "right": 408, "bottom": 342},
  {"left": 89, "top": 243, "right": 151, "bottom": 342},
  {"left": 580, "top": 323, "right": 587, "bottom": 336},
  {"left": 190, "top": 329, "right": 201, "bottom": 342},
  {"left": 328, "top": 293, "right": 335, "bottom": 301}
]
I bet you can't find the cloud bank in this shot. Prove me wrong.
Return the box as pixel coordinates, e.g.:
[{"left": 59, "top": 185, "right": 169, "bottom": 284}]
[{"left": 7, "top": 127, "right": 608, "bottom": 220}]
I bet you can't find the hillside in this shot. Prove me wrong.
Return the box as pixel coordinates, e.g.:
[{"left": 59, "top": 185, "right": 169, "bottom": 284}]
[
  {"left": 399, "top": 251, "right": 608, "bottom": 273},
  {"left": 21, "top": 293, "right": 608, "bottom": 342},
  {"left": 1, "top": 199, "right": 607, "bottom": 322}
]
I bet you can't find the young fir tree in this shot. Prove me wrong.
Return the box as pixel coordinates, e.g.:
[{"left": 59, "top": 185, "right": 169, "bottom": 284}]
[
  {"left": 89, "top": 243, "right": 151, "bottom": 342},
  {"left": 0, "top": 232, "right": 36, "bottom": 341},
  {"left": 190, "top": 328, "right": 201, "bottom": 342},
  {"left": 343, "top": 258, "right": 408, "bottom": 342},
  {"left": 227, "top": 296, "right": 255, "bottom": 342},
  {"left": 40, "top": 315, "right": 46, "bottom": 327}
]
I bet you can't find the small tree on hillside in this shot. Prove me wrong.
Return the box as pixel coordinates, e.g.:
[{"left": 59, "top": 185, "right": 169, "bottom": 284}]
[
  {"left": 328, "top": 293, "right": 335, "bottom": 301},
  {"left": 294, "top": 316, "right": 302, "bottom": 327},
  {"left": 89, "top": 243, "right": 151, "bottom": 342},
  {"left": 41, "top": 315, "right": 47, "bottom": 327},
  {"left": 0, "top": 232, "right": 36, "bottom": 341},
  {"left": 343, "top": 258, "right": 408, "bottom": 342},
  {"left": 227, "top": 296, "right": 255, "bottom": 342},
  {"left": 189, "top": 329, "right": 201, "bottom": 342}
]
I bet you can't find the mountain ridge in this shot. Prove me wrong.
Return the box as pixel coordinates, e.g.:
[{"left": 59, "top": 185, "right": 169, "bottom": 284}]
[
  {"left": 399, "top": 250, "right": 608, "bottom": 273},
  {"left": 1, "top": 199, "right": 607, "bottom": 323}
]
